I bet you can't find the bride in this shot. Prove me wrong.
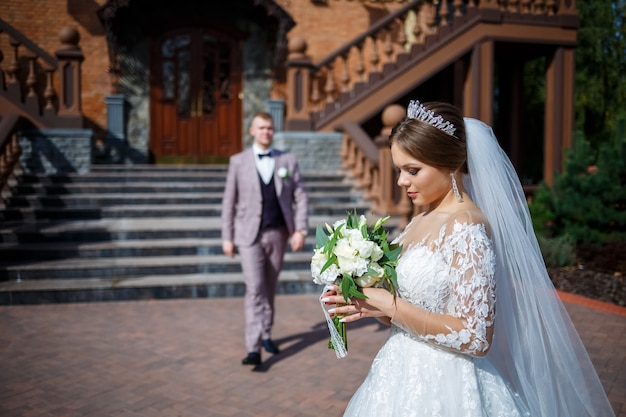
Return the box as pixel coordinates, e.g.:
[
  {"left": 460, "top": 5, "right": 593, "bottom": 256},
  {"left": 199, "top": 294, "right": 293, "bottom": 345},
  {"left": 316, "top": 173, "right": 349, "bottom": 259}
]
[{"left": 322, "top": 101, "right": 615, "bottom": 416}]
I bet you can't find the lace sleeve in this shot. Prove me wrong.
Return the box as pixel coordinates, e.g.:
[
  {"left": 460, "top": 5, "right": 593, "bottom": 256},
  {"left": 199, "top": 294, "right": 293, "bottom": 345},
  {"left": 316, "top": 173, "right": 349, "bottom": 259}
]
[{"left": 391, "top": 221, "right": 496, "bottom": 357}]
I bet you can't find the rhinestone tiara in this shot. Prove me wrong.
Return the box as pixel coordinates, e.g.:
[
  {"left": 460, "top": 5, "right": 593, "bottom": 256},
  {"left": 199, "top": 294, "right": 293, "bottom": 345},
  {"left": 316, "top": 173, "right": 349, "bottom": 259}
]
[{"left": 406, "top": 100, "right": 456, "bottom": 136}]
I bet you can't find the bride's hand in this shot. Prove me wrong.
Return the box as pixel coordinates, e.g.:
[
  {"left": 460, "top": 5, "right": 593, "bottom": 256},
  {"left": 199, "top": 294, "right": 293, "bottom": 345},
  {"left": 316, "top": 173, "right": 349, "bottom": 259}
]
[
  {"left": 331, "top": 287, "right": 395, "bottom": 323},
  {"left": 320, "top": 284, "right": 346, "bottom": 306}
]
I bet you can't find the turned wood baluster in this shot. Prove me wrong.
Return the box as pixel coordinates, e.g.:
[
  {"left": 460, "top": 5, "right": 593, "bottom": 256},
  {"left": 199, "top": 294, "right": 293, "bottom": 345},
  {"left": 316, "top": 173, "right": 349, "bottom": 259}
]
[
  {"left": 546, "top": 0, "right": 556, "bottom": 15},
  {"left": 341, "top": 136, "right": 357, "bottom": 171},
  {"left": 383, "top": 26, "right": 394, "bottom": 63},
  {"left": 355, "top": 43, "right": 366, "bottom": 82},
  {"left": 340, "top": 53, "right": 350, "bottom": 93},
  {"left": 25, "top": 54, "right": 38, "bottom": 99},
  {"left": 323, "top": 62, "right": 336, "bottom": 103},
  {"left": 43, "top": 65, "right": 56, "bottom": 112},
  {"left": 310, "top": 71, "right": 322, "bottom": 109},
  {"left": 412, "top": 3, "right": 424, "bottom": 44},
  {"left": 453, "top": 0, "right": 464, "bottom": 17},
  {"left": 424, "top": 1, "right": 437, "bottom": 35},
  {"left": 7, "top": 37, "right": 21, "bottom": 89},
  {"left": 361, "top": 159, "right": 374, "bottom": 199},
  {"left": 477, "top": 0, "right": 499, "bottom": 10},
  {"left": 557, "top": 0, "right": 578, "bottom": 15},
  {"left": 369, "top": 34, "right": 380, "bottom": 73},
  {"left": 508, "top": 0, "right": 520, "bottom": 13},
  {"left": 439, "top": 1, "right": 450, "bottom": 27},
  {"left": 395, "top": 16, "right": 407, "bottom": 49},
  {"left": 521, "top": 0, "right": 531, "bottom": 14}
]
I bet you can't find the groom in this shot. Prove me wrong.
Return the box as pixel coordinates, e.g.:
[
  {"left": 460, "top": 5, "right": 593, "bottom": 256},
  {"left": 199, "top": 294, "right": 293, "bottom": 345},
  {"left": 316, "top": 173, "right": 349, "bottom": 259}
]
[{"left": 221, "top": 111, "right": 309, "bottom": 366}]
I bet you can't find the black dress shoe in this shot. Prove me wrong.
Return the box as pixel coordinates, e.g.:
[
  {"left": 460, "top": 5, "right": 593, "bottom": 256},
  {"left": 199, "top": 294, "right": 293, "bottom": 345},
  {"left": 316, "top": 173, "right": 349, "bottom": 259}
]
[
  {"left": 242, "top": 352, "right": 261, "bottom": 366},
  {"left": 262, "top": 339, "right": 280, "bottom": 354}
]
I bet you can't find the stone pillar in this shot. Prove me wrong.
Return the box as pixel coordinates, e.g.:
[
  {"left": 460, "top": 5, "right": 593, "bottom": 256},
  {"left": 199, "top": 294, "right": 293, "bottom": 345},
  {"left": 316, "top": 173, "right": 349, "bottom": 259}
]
[
  {"left": 105, "top": 94, "right": 127, "bottom": 163},
  {"left": 285, "top": 37, "right": 313, "bottom": 131},
  {"left": 54, "top": 26, "right": 84, "bottom": 128},
  {"left": 268, "top": 99, "right": 285, "bottom": 132},
  {"left": 106, "top": 94, "right": 126, "bottom": 140}
]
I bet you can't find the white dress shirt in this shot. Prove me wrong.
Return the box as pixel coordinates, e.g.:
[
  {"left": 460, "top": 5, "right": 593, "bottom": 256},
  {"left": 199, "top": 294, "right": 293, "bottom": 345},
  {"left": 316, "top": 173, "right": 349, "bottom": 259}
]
[{"left": 253, "top": 144, "right": 275, "bottom": 185}]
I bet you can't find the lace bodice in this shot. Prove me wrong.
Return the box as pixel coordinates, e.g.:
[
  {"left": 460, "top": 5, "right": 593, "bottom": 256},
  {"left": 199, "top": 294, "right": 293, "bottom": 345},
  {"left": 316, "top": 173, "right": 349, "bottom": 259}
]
[{"left": 395, "top": 217, "right": 496, "bottom": 356}]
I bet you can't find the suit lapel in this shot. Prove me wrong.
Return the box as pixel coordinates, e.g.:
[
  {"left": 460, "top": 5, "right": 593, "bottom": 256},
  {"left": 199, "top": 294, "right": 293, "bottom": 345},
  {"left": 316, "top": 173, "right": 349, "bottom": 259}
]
[
  {"left": 247, "top": 149, "right": 262, "bottom": 196},
  {"left": 273, "top": 153, "right": 283, "bottom": 196}
]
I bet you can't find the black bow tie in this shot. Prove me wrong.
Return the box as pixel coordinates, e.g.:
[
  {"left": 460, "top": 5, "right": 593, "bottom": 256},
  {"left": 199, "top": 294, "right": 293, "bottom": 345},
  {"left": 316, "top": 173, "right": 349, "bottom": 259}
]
[{"left": 258, "top": 152, "right": 272, "bottom": 159}]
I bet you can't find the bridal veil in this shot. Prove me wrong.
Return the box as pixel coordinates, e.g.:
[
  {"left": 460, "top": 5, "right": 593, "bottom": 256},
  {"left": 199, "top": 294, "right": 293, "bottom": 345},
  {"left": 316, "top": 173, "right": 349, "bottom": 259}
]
[{"left": 463, "top": 118, "right": 615, "bottom": 417}]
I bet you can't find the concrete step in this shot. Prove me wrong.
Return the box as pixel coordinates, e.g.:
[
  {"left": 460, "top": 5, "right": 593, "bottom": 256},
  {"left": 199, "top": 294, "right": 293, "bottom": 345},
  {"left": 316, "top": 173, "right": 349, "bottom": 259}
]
[
  {"left": 0, "top": 270, "right": 319, "bottom": 304},
  {"left": 3, "top": 190, "right": 361, "bottom": 208},
  {"left": 10, "top": 180, "right": 354, "bottom": 195},
  {"left": 0, "top": 164, "right": 392, "bottom": 304},
  {"left": 0, "top": 251, "right": 315, "bottom": 280},
  {"left": 0, "top": 237, "right": 319, "bottom": 260},
  {"left": 0, "top": 200, "right": 369, "bottom": 221}
]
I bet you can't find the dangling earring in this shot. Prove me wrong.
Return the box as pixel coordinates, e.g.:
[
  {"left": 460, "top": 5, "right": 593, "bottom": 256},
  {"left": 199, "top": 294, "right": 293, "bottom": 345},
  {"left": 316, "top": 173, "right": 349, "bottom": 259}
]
[{"left": 451, "top": 172, "right": 463, "bottom": 203}]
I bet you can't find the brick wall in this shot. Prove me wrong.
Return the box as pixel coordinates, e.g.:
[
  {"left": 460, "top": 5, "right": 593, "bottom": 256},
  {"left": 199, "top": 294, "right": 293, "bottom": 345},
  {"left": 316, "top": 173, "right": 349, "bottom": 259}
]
[
  {"left": 0, "top": 0, "right": 402, "bottom": 135},
  {"left": 276, "top": 0, "right": 404, "bottom": 62},
  {"left": 0, "top": 0, "right": 111, "bottom": 132}
]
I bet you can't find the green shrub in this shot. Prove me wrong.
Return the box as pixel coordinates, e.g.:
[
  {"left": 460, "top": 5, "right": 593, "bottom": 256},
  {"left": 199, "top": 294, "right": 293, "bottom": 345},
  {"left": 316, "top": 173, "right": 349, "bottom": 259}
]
[
  {"left": 536, "top": 235, "right": 577, "bottom": 267},
  {"left": 529, "top": 132, "right": 626, "bottom": 245}
]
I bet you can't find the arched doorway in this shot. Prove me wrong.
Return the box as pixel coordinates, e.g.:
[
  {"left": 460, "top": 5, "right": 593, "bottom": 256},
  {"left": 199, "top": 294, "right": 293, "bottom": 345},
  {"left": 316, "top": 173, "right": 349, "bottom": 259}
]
[{"left": 149, "top": 28, "right": 243, "bottom": 163}]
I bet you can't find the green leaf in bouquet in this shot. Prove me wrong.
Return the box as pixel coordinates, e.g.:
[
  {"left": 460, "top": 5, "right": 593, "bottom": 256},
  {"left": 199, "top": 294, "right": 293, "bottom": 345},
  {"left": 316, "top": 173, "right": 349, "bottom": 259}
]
[
  {"left": 340, "top": 273, "right": 368, "bottom": 301},
  {"left": 384, "top": 264, "right": 399, "bottom": 294},
  {"left": 372, "top": 215, "right": 390, "bottom": 232},
  {"left": 385, "top": 243, "right": 402, "bottom": 262},
  {"left": 360, "top": 222, "right": 368, "bottom": 239},
  {"left": 346, "top": 209, "right": 358, "bottom": 229},
  {"left": 315, "top": 224, "right": 329, "bottom": 248},
  {"left": 320, "top": 253, "right": 338, "bottom": 274}
]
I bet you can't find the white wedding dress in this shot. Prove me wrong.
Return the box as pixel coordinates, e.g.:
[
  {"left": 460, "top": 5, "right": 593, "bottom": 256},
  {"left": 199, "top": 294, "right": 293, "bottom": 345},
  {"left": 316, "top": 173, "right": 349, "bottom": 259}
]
[{"left": 344, "top": 214, "right": 529, "bottom": 417}]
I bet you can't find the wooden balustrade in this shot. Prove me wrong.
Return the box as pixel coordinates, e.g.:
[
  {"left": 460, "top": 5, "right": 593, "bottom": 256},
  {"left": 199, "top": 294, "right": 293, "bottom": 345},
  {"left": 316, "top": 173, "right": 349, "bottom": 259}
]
[
  {"left": 0, "top": 19, "right": 84, "bottom": 129},
  {"left": 285, "top": 0, "right": 577, "bottom": 130},
  {"left": 335, "top": 104, "right": 414, "bottom": 224},
  {"left": 0, "top": 114, "right": 22, "bottom": 194}
]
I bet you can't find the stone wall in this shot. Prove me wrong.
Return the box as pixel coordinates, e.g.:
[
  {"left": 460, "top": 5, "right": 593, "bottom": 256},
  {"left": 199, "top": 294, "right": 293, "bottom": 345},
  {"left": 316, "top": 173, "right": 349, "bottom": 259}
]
[
  {"left": 273, "top": 131, "right": 343, "bottom": 175},
  {"left": 19, "top": 129, "right": 93, "bottom": 174}
]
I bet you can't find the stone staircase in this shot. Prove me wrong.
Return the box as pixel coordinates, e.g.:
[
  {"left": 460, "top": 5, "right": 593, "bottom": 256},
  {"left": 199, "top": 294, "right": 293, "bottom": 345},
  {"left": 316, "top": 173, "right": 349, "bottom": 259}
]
[{"left": 0, "top": 165, "right": 376, "bottom": 305}]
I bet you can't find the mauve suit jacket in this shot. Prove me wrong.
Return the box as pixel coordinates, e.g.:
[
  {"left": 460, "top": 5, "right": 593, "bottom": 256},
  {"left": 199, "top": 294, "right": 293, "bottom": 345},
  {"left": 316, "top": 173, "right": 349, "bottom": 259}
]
[{"left": 221, "top": 148, "right": 309, "bottom": 247}]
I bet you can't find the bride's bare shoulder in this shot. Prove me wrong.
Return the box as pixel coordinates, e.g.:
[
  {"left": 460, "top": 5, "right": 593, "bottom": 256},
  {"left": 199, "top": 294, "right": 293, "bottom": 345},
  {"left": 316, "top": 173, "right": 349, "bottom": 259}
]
[{"left": 449, "top": 207, "right": 490, "bottom": 231}]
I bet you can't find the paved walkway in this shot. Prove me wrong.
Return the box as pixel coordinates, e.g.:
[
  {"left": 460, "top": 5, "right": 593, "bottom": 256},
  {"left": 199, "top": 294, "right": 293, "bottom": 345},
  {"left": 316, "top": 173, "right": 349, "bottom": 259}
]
[{"left": 0, "top": 293, "right": 624, "bottom": 417}]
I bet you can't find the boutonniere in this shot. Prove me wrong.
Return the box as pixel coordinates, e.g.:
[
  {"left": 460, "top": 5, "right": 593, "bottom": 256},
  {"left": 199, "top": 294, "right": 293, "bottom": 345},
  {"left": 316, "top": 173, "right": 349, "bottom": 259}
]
[{"left": 277, "top": 167, "right": 290, "bottom": 179}]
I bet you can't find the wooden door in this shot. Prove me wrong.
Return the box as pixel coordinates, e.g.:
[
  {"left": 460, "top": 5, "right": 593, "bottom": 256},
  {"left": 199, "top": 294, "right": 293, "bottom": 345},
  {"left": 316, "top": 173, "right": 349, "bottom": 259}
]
[{"left": 150, "top": 29, "right": 242, "bottom": 163}]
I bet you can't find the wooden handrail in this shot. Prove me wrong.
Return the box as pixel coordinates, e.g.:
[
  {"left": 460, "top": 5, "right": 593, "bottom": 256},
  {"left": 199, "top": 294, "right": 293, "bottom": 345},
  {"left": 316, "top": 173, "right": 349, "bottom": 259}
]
[
  {"left": 0, "top": 18, "right": 57, "bottom": 70},
  {"left": 285, "top": 0, "right": 578, "bottom": 131},
  {"left": 0, "top": 21, "right": 84, "bottom": 128},
  {"left": 315, "top": 0, "right": 423, "bottom": 70},
  {"left": 334, "top": 108, "right": 413, "bottom": 221}
]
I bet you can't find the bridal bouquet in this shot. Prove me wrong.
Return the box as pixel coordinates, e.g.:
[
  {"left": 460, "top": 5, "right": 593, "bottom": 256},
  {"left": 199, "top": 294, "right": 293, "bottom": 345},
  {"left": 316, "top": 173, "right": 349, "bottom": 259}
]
[{"left": 311, "top": 210, "right": 401, "bottom": 357}]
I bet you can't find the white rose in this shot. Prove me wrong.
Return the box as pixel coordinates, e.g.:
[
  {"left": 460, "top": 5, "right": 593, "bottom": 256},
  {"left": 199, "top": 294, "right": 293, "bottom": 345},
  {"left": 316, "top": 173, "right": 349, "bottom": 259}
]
[
  {"left": 370, "top": 243, "right": 384, "bottom": 261},
  {"left": 333, "top": 219, "right": 347, "bottom": 234},
  {"left": 333, "top": 238, "right": 357, "bottom": 259},
  {"left": 277, "top": 167, "right": 290, "bottom": 178},
  {"left": 352, "top": 237, "right": 376, "bottom": 259},
  {"left": 311, "top": 248, "right": 339, "bottom": 285},
  {"left": 337, "top": 255, "right": 368, "bottom": 277},
  {"left": 354, "top": 274, "right": 379, "bottom": 288},
  {"left": 354, "top": 261, "right": 385, "bottom": 287}
]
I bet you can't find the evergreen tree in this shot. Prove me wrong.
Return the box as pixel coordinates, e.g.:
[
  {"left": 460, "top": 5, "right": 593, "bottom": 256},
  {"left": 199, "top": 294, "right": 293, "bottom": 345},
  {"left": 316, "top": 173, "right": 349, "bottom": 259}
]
[
  {"left": 531, "top": 133, "right": 626, "bottom": 244},
  {"left": 575, "top": 0, "right": 626, "bottom": 148}
]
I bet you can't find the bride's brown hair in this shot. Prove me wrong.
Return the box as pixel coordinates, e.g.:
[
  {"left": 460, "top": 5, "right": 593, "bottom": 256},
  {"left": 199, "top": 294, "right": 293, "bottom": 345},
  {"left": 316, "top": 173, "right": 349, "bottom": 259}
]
[{"left": 389, "top": 101, "right": 468, "bottom": 174}]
